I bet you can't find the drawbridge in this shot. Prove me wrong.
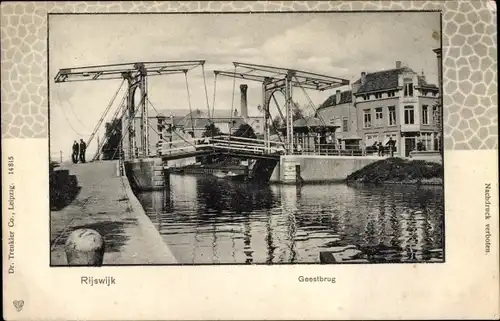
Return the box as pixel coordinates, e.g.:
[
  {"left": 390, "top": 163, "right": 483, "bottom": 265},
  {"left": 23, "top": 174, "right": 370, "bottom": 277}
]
[{"left": 54, "top": 60, "right": 350, "bottom": 188}]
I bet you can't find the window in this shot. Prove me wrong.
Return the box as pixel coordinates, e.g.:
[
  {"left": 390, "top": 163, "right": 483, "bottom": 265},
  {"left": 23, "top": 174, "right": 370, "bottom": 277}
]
[
  {"left": 342, "top": 117, "right": 349, "bottom": 132},
  {"left": 422, "top": 105, "right": 429, "bottom": 125},
  {"left": 365, "top": 134, "right": 379, "bottom": 146},
  {"left": 385, "top": 133, "right": 397, "bottom": 142},
  {"left": 420, "top": 133, "right": 433, "bottom": 151},
  {"left": 388, "top": 106, "right": 396, "bottom": 126},
  {"left": 255, "top": 119, "right": 260, "bottom": 123},
  {"left": 432, "top": 105, "right": 440, "bottom": 126},
  {"left": 363, "top": 109, "right": 372, "bottom": 128},
  {"left": 387, "top": 91, "right": 396, "bottom": 97},
  {"left": 375, "top": 107, "right": 383, "bottom": 127},
  {"left": 363, "top": 94, "right": 370, "bottom": 100},
  {"left": 374, "top": 93, "right": 382, "bottom": 99},
  {"left": 404, "top": 106, "right": 415, "bottom": 124},
  {"left": 404, "top": 81, "right": 414, "bottom": 97}
]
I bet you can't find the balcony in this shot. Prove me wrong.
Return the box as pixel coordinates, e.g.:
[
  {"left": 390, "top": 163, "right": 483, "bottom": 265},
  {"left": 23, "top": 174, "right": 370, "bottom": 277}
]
[
  {"left": 401, "top": 124, "right": 420, "bottom": 132},
  {"left": 400, "top": 96, "right": 418, "bottom": 104}
]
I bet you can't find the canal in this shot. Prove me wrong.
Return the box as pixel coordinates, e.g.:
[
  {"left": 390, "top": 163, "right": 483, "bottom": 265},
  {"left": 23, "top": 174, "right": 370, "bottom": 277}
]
[{"left": 136, "top": 174, "right": 444, "bottom": 264}]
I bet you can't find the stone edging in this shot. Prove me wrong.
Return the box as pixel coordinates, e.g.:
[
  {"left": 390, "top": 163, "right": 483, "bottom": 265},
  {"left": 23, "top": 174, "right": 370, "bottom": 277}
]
[{"left": 120, "top": 167, "right": 178, "bottom": 264}]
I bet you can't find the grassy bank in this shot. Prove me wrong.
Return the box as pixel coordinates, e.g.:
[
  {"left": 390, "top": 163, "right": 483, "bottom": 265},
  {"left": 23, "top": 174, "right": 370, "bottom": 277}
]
[{"left": 346, "top": 157, "right": 443, "bottom": 185}]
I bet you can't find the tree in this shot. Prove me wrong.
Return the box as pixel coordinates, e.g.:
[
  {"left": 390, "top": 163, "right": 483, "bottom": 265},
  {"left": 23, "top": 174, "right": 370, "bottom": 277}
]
[
  {"left": 202, "top": 123, "right": 222, "bottom": 138},
  {"left": 292, "top": 101, "right": 305, "bottom": 122},
  {"left": 233, "top": 123, "right": 257, "bottom": 139},
  {"left": 102, "top": 118, "right": 122, "bottom": 160},
  {"left": 270, "top": 115, "right": 283, "bottom": 135}
]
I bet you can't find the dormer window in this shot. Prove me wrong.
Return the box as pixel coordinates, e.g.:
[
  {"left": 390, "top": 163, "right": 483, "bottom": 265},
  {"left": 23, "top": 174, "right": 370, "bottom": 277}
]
[
  {"left": 374, "top": 93, "right": 382, "bottom": 99},
  {"left": 387, "top": 91, "right": 396, "bottom": 97},
  {"left": 404, "top": 80, "right": 414, "bottom": 97},
  {"left": 363, "top": 94, "right": 370, "bottom": 100}
]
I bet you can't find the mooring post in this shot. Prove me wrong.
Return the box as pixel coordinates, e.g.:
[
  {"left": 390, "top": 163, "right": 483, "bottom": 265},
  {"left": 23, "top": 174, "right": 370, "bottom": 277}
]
[{"left": 65, "top": 228, "right": 105, "bottom": 266}]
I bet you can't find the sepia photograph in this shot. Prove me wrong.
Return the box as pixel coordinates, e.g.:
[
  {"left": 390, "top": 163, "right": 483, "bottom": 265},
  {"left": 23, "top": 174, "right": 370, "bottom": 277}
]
[{"left": 48, "top": 11, "right": 444, "bottom": 266}]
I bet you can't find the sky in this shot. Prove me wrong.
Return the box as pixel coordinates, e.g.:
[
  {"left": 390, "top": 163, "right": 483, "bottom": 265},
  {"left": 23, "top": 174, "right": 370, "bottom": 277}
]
[{"left": 49, "top": 12, "right": 440, "bottom": 160}]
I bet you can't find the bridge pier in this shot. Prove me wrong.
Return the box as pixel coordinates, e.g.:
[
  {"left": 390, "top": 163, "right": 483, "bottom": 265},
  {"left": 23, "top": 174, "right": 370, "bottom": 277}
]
[
  {"left": 124, "top": 157, "right": 169, "bottom": 191},
  {"left": 248, "top": 159, "right": 279, "bottom": 183}
]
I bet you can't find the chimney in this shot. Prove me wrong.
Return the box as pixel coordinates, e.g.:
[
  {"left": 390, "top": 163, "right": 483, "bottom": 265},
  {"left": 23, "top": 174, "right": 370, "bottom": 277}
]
[
  {"left": 240, "top": 84, "right": 248, "bottom": 119},
  {"left": 396, "top": 61, "right": 402, "bottom": 69},
  {"left": 336, "top": 90, "right": 341, "bottom": 104},
  {"left": 360, "top": 72, "right": 367, "bottom": 85}
]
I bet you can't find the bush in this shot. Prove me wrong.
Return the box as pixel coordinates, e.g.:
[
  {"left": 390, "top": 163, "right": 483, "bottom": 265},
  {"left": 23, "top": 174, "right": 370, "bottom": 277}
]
[{"left": 346, "top": 158, "right": 443, "bottom": 184}]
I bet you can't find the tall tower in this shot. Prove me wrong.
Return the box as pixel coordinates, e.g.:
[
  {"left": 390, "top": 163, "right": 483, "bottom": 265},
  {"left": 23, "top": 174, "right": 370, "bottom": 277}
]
[{"left": 240, "top": 84, "right": 249, "bottom": 120}]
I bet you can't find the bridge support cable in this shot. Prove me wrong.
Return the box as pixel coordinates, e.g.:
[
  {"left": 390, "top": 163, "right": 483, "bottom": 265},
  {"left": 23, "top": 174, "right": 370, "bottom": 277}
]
[
  {"left": 270, "top": 92, "right": 286, "bottom": 143},
  {"left": 86, "top": 79, "right": 126, "bottom": 149},
  {"left": 184, "top": 71, "right": 196, "bottom": 137},
  {"left": 271, "top": 93, "right": 287, "bottom": 124},
  {"left": 109, "top": 94, "right": 147, "bottom": 161},
  {"left": 55, "top": 90, "right": 88, "bottom": 130},
  {"left": 146, "top": 97, "right": 197, "bottom": 149},
  {"left": 92, "top": 91, "right": 129, "bottom": 161},
  {"left": 211, "top": 72, "right": 218, "bottom": 120},
  {"left": 293, "top": 75, "right": 327, "bottom": 126},
  {"left": 93, "top": 90, "right": 134, "bottom": 161},
  {"left": 201, "top": 64, "right": 212, "bottom": 123},
  {"left": 294, "top": 76, "right": 342, "bottom": 150},
  {"left": 228, "top": 64, "right": 238, "bottom": 141},
  {"left": 57, "top": 104, "right": 88, "bottom": 137}
]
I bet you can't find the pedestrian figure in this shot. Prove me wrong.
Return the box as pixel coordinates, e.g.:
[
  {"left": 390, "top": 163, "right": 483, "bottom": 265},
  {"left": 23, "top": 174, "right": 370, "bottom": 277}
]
[
  {"left": 79, "top": 139, "right": 87, "bottom": 163},
  {"left": 386, "top": 137, "right": 396, "bottom": 157},
  {"left": 378, "top": 142, "right": 384, "bottom": 157},
  {"left": 72, "top": 140, "right": 79, "bottom": 164}
]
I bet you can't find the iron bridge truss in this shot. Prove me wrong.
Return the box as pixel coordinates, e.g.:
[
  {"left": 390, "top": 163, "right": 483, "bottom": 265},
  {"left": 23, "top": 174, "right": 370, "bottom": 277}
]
[
  {"left": 213, "top": 62, "right": 350, "bottom": 153},
  {"left": 54, "top": 60, "right": 205, "bottom": 159}
]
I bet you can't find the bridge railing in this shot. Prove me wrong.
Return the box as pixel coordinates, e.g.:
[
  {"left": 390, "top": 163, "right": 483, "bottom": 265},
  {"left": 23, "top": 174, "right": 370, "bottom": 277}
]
[
  {"left": 293, "top": 145, "right": 366, "bottom": 156},
  {"left": 161, "top": 135, "right": 286, "bottom": 157},
  {"left": 211, "top": 135, "right": 286, "bottom": 146}
]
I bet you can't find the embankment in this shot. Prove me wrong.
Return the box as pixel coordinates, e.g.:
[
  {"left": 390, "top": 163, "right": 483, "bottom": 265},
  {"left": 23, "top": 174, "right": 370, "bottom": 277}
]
[
  {"left": 269, "top": 155, "right": 381, "bottom": 183},
  {"left": 345, "top": 157, "right": 443, "bottom": 185}
]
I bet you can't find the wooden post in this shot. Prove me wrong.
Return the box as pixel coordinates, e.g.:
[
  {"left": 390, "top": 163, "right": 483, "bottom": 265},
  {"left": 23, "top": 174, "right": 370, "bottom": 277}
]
[{"left": 65, "top": 229, "right": 105, "bottom": 266}]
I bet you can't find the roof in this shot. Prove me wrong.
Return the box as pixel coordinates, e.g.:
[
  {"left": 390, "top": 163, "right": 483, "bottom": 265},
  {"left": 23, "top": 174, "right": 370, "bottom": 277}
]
[
  {"left": 153, "top": 108, "right": 190, "bottom": 117},
  {"left": 355, "top": 67, "right": 438, "bottom": 94},
  {"left": 318, "top": 90, "right": 353, "bottom": 110},
  {"left": 293, "top": 116, "right": 328, "bottom": 128},
  {"left": 182, "top": 109, "right": 247, "bottom": 130}
]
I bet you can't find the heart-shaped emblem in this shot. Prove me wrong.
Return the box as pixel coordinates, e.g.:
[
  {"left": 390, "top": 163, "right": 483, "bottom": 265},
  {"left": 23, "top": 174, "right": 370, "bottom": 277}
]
[{"left": 13, "top": 300, "right": 24, "bottom": 312}]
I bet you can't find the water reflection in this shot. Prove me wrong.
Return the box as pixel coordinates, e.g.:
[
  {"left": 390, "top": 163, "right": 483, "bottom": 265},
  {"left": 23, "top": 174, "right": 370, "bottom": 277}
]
[{"left": 136, "top": 175, "right": 444, "bottom": 264}]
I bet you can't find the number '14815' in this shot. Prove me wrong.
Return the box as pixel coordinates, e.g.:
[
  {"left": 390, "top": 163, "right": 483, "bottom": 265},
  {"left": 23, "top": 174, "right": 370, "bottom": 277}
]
[{"left": 8, "top": 156, "right": 14, "bottom": 174}]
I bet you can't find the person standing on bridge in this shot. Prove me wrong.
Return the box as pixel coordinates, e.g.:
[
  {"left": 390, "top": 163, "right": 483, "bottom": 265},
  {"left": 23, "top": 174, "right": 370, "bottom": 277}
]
[
  {"left": 79, "top": 139, "right": 87, "bottom": 163},
  {"left": 386, "top": 137, "right": 396, "bottom": 157},
  {"left": 72, "top": 140, "right": 79, "bottom": 164}
]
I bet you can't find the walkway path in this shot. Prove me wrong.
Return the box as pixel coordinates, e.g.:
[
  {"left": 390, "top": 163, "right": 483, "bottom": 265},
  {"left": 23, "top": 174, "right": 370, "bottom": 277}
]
[{"left": 50, "top": 160, "right": 177, "bottom": 265}]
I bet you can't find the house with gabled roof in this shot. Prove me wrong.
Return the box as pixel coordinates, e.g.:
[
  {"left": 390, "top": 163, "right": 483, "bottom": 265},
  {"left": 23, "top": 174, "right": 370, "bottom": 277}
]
[
  {"left": 353, "top": 61, "right": 439, "bottom": 157},
  {"left": 317, "top": 60, "right": 440, "bottom": 156}
]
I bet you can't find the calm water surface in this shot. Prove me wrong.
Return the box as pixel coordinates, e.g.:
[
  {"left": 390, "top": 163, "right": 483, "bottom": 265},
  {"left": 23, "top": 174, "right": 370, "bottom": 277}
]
[{"left": 136, "top": 174, "right": 444, "bottom": 264}]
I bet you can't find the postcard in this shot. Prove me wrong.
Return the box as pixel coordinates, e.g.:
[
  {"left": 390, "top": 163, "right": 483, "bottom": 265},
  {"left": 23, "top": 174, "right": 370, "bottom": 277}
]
[{"left": 2, "top": 1, "right": 498, "bottom": 320}]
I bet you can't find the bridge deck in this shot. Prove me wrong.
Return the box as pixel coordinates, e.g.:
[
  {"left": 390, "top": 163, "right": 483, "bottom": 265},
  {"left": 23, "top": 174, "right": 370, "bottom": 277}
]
[
  {"left": 161, "top": 146, "right": 281, "bottom": 162},
  {"left": 160, "top": 137, "right": 283, "bottom": 162}
]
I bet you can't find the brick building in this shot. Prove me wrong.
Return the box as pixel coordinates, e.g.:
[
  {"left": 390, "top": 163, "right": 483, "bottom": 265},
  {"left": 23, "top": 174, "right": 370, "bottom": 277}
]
[{"left": 317, "top": 60, "right": 440, "bottom": 157}]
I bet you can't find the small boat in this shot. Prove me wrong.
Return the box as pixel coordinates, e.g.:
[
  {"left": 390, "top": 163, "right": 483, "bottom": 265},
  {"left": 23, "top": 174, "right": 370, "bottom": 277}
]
[
  {"left": 213, "top": 171, "right": 228, "bottom": 178},
  {"left": 227, "top": 171, "right": 246, "bottom": 180},
  {"left": 212, "top": 171, "right": 246, "bottom": 181}
]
